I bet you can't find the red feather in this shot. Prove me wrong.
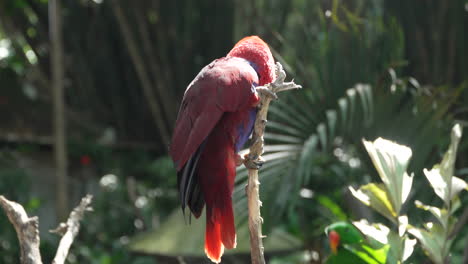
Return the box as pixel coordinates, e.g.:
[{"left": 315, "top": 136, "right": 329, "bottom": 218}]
[{"left": 169, "top": 36, "right": 275, "bottom": 263}]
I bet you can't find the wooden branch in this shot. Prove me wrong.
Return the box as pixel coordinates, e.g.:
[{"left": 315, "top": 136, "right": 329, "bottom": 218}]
[
  {"left": 51, "top": 195, "right": 93, "bottom": 264},
  {"left": 0, "top": 195, "right": 93, "bottom": 264},
  {"left": 244, "top": 62, "right": 301, "bottom": 264},
  {"left": 0, "top": 196, "right": 43, "bottom": 264}
]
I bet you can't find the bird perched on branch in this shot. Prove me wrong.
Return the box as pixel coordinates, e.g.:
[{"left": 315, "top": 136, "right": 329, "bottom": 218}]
[{"left": 170, "top": 36, "right": 276, "bottom": 263}]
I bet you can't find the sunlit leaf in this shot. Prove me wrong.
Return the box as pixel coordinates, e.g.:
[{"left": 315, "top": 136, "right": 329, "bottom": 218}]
[
  {"left": 439, "top": 124, "right": 462, "bottom": 183},
  {"left": 352, "top": 219, "right": 389, "bottom": 245},
  {"left": 414, "top": 200, "right": 448, "bottom": 229},
  {"left": 398, "top": 215, "right": 408, "bottom": 237},
  {"left": 423, "top": 124, "right": 464, "bottom": 205},
  {"left": 451, "top": 176, "right": 468, "bottom": 197},
  {"left": 402, "top": 236, "right": 417, "bottom": 261},
  {"left": 423, "top": 168, "right": 449, "bottom": 203},
  {"left": 408, "top": 224, "right": 448, "bottom": 264},
  {"left": 317, "top": 195, "right": 348, "bottom": 221},
  {"left": 362, "top": 138, "right": 413, "bottom": 214},
  {"left": 349, "top": 183, "right": 396, "bottom": 222}
]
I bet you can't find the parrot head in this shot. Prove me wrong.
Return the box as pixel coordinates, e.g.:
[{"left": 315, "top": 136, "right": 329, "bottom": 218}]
[
  {"left": 325, "top": 222, "right": 364, "bottom": 254},
  {"left": 227, "top": 36, "right": 276, "bottom": 86}
]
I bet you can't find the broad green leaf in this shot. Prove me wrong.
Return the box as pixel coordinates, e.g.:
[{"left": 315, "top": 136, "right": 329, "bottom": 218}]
[
  {"left": 349, "top": 184, "right": 396, "bottom": 222},
  {"left": 439, "top": 124, "right": 462, "bottom": 184},
  {"left": 414, "top": 200, "right": 449, "bottom": 229},
  {"left": 402, "top": 236, "right": 417, "bottom": 261},
  {"left": 317, "top": 195, "right": 348, "bottom": 221},
  {"left": 423, "top": 168, "right": 449, "bottom": 203},
  {"left": 352, "top": 219, "right": 389, "bottom": 245},
  {"left": 386, "top": 232, "right": 415, "bottom": 263},
  {"left": 398, "top": 215, "right": 408, "bottom": 237},
  {"left": 362, "top": 138, "right": 413, "bottom": 215},
  {"left": 424, "top": 169, "right": 467, "bottom": 204},
  {"left": 408, "top": 223, "right": 448, "bottom": 264},
  {"left": 424, "top": 124, "right": 464, "bottom": 205},
  {"left": 451, "top": 176, "right": 468, "bottom": 197}
]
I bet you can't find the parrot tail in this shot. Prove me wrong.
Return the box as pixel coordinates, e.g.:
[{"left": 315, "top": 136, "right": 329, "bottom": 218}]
[{"left": 204, "top": 193, "right": 237, "bottom": 263}]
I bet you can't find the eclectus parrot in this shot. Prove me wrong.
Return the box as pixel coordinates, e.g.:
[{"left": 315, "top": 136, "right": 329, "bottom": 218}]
[{"left": 169, "top": 36, "right": 276, "bottom": 263}]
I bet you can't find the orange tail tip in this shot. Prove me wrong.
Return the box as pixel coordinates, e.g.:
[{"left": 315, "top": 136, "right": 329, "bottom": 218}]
[
  {"left": 205, "top": 243, "right": 224, "bottom": 263},
  {"left": 205, "top": 218, "right": 224, "bottom": 263}
]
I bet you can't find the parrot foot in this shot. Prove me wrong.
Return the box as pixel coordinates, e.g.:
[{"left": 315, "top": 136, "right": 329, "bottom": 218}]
[
  {"left": 270, "top": 62, "right": 302, "bottom": 93},
  {"left": 244, "top": 155, "right": 265, "bottom": 170},
  {"left": 256, "top": 86, "right": 278, "bottom": 100}
]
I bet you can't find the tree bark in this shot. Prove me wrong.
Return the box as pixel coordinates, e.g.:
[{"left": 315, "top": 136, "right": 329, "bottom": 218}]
[
  {"left": 49, "top": 0, "right": 68, "bottom": 221},
  {"left": 245, "top": 62, "right": 301, "bottom": 264}
]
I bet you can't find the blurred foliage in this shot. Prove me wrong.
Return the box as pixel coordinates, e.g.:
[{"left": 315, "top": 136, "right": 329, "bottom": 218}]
[
  {"left": 69, "top": 151, "right": 177, "bottom": 264},
  {"left": 0, "top": 0, "right": 467, "bottom": 263}
]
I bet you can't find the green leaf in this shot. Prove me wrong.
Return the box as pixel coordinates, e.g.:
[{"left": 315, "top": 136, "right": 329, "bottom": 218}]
[
  {"left": 317, "top": 195, "right": 348, "bottom": 221},
  {"left": 387, "top": 232, "right": 416, "bottom": 263},
  {"left": 440, "top": 124, "right": 462, "bottom": 183},
  {"left": 402, "top": 235, "right": 417, "bottom": 262},
  {"left": 352, "top": 220, "right": 414, "bottom": 262},
  {"left": 414, "top": 200, "right": 449, "bottom": 229},
  {"left": 424, "top": 124, "right": 464, "bottom": 205},
  {"left": 408, "top": 224, "right": 448, "bottom": 264},
  {"left": 352, "top": 219, "right": 390, "bottom": 246},
  {"left": 451, "top": 176, "right": 468, "bottom": 197},
  {"left": 362, "top": 138, "right": 413, "bottom": 215},
  {"left": 349, "top": 183, "right": 397, "bottom": 222}
]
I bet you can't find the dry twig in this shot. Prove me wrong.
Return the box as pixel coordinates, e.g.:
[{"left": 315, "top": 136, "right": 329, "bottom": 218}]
[
  {"left": 0, "top": 195, "right": 93, "bottom": 264},
  {"left": 244, "top": 62, "right": 301, "bottom": 264},
  {"left": 0, "top": 196, "right": 43, "bottom": 264},
  {"left": 50, "top": 195, "right": 93, "bottom": 264}
]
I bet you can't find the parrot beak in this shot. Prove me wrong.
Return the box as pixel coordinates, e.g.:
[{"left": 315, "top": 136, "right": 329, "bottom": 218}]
[{"left": 328, "top": 230, "right": 340, "bottom": 254}]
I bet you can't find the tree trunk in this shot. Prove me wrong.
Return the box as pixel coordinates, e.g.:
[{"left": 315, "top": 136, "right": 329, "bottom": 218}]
[{"left": 49, "top": 0, "right": 68, "bottom": 221}]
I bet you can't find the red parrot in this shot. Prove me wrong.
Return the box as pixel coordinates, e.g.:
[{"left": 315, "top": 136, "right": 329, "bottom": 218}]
[{"left": 169, "top": 36, "right": 276, "bottom": 263}]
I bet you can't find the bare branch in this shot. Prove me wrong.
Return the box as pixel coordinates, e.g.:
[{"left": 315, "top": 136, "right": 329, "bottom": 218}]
[
  {"left": 0, "top": 196, "right": 43, "bottom": 264},
  {"left": 0, "top": 195, "right": 93, "bottom": 264},
  {"left": 51, "top": 195, "right": 93, "bottom": 264},
  {"left": 244, "top": 62, "right": 301, "bottom": 264}
]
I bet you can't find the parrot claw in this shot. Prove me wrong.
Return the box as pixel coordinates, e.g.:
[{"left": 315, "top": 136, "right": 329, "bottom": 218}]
[
  {"left": 256, "top": 86, "right": 278, "bottom": 100},
  {"left": 270, "top": 62, "right": 302, "bottom": 93},
  {"left": 244, "top": 155, "right": 265, "bottom": 170}
]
